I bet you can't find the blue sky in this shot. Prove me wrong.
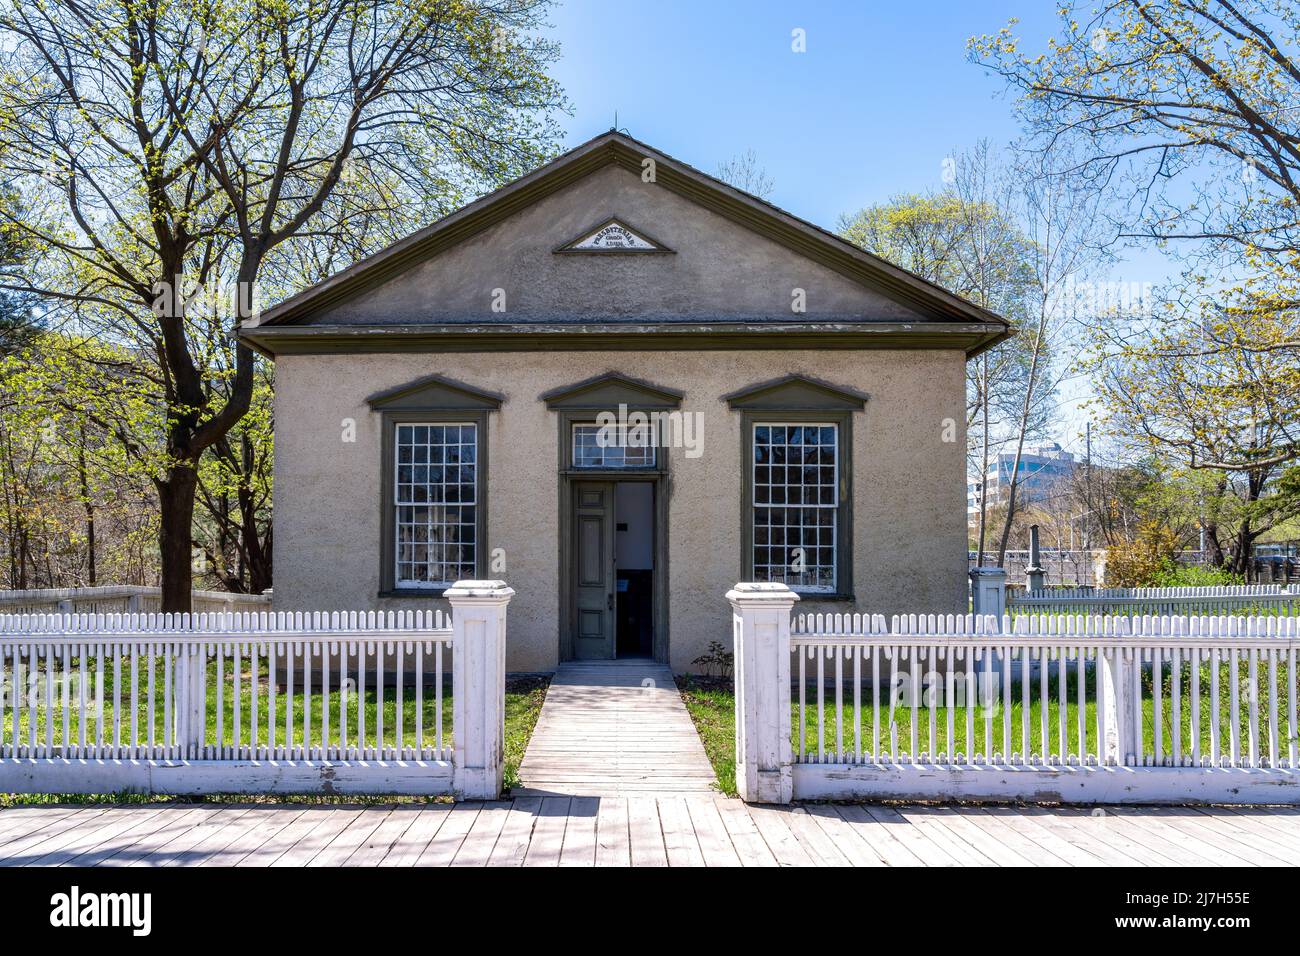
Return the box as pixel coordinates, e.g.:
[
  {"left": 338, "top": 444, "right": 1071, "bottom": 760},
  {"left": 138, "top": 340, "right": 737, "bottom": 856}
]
[
  {"left": 542, "top": 1, "right": 1177, "bottom": 458},
  {"left": 546, "top": 1, "right": 1057, "bottom": 226}
]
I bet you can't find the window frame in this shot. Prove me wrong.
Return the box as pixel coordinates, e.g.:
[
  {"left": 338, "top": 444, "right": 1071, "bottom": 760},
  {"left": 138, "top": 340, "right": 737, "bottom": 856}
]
[
  {"left": 378, "top": 408, "right": 491, "bottom": 598},
  {"left": 738, "top": 408, "right": 854, "bottom": 601},
  {"left": 570, "top": 420, "right": 659, "bottom": 470}
]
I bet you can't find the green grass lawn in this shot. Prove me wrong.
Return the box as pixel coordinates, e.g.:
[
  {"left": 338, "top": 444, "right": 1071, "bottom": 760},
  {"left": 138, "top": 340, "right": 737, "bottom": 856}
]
[
  {"left": 680, "top": 659, "right": 1297, "bottom": 798},
  {"left": 0, "top": 665, "right": 550, "bottom": 806}
]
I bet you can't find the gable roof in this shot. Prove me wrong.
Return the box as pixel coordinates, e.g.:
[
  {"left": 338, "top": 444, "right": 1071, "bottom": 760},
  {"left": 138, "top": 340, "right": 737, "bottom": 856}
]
[{"left": 241, "top": 130, "right": 1012, "bottom": 357}]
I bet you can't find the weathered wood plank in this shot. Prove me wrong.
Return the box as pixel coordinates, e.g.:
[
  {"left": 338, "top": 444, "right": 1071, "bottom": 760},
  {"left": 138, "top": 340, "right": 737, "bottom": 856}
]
[
  {"left": 747, "top": 805, "right": 816, "bottom": 866},
  {"left": 1059, "top": 807, "right": 1228, "bottom": 867},
  {"left": 970, "top": 807, "right": 1098, "bottom": 867},
  {"left": 3, "top": 799, "right": 1296, "bottom": 868},
  {"left": 714, "top": 798, "right": 778, "bottom": 867},
  {"left": 32, "top": 808, "right": 166, "bottom": 867},
  {"left": 267, "top": 809, "right": 354, "bottom": 867},
  {"left": 656, "top": 797, "right": 705, "bottom": 867},
  {"left": 517, "top": 662, "right": 716, "bottom": 797},
  {"left": 831, "top": 805, "right": 923, "bottom": 867},
  {"left": 449, "top": 801, "right": 511, "bottom": 866},
  {"left": 780, "top": 807, "right": 854, "bottom": 866},
  {"left": 1014, "top": 807, "right": 1152, "bottom": 867},
  {"left": 594, "top": 796, "right": 630, "bottom": 867},
  {"left": 558, "top": 796, "right": 599, "bottom": 866},
  {"left": 415, "top": 802, "right": 482, "bottom": 866},
  {"left": 66, "top": 808, "right": 194, "bottom": 867},
  {"left": 858, "top": 806, "right": 956, "bottom": 867},
  {"left": 237, "top": 807, "right": 338, "bottom": 867},
  {"left": 134, "top": 805, "right": 253, "bottom": 867},
  {"left": 96, "top": 807, "right": 221, "bottom": 867},
  {"left": 802, "top": 804, "right": 887, "bottom": 867},
  {"left": 345, "top": 806, "right": 421, "bottom": 867},
  {"left": 683, "top": 798, "right": 743, "bottom": 867},
  {"left": 205, "top": 806, "right": 309, "bottom": 866},
  {"left": 488, "top": 797, "right": 543, "bottom": 867},
  {"left": 522, "top": 797, "right": 570, "bottom": 866},
  {"left": 626, "top": 796, "right": 668, "bottom": 867},
  {"left": 378, "top": 805, "right": 453, "bottom": 867},
  {"left": 308, "top": 807, "right": 392, "bottom": 867}
]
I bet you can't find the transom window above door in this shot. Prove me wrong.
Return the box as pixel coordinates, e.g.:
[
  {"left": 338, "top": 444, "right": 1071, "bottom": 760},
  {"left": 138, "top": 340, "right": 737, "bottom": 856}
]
[{"left": 572, "top": 423, "right": 656, "bottom": 469}]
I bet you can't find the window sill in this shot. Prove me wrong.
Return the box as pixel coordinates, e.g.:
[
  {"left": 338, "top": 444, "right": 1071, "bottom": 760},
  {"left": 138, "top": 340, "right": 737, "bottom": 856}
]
[
  {"left": 790, "top": 591, "right": 856, "bottom": 603},
  {"left": 378, "top": 588, "right": 452, "bottom": 600}
]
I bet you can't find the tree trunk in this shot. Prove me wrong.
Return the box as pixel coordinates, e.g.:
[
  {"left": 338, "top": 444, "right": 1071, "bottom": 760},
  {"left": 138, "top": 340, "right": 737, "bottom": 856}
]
[
  {"left": 157, "top": 464, "right": 199, "bottom": 612},
  {"left": 77, "top": 432, "right": 95, "bottom": 586}
]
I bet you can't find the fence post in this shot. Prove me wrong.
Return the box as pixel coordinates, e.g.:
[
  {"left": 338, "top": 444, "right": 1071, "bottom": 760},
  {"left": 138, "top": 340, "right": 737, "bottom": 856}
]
[
  {"left": 447, "top": 580, "right": 513, "bottom": 800},
  {"left": 727, "top": 582, "right": 798, "bottom": 804},
  {"left": 183, "top": 643, "right": 206, "bottom": 759},
  {"left": 1098, "top": 619, "right": 1137, "bottom": 767},
  {"left": 969, "top": 567, "right": 1006, "bottom": 618}
]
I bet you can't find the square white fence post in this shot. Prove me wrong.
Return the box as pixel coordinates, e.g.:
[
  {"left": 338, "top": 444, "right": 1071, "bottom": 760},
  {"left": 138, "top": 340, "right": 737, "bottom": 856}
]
[
  {"left": 447, "top": 580, "right": 513, "bottom": 800},
  {"left": 727, "top": 582, "right": 799, "bottom": 804},
  {"left": 969, "top": 567, "right": 1006, "bottom": 618},
  {"left": 1099, "top": 622, "right": 1137, "bottom": 767},
  {"left": 183, "top": 643, "right": 206, "bottom": 759}
]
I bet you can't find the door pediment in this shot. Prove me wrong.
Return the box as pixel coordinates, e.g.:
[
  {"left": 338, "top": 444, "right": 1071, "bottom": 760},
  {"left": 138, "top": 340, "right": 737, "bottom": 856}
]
[{"left": 542, "top": 372, "right": 683, "bottom": 410}]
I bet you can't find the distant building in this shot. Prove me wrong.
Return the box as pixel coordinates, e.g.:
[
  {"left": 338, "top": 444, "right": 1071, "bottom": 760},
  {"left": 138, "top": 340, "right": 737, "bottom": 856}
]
[{"left": 968, "top": 442, "right": 1076, "bottom": 516}]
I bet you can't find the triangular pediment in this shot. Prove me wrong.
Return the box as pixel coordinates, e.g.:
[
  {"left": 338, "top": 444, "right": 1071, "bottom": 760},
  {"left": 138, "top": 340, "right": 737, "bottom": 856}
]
[
  {"left": 555, "top": 216, "right": 672, "bottom": 254},
  {"left": 244, "top": 131, "right": 1011, "bottom": 362},
  {"left": 366, "top": 373, "right": 503, "bottom": 410},
  {"left": 723, "top": 374, "right": 867, "bottom": 411},
  {"left": 542, "top": 372, "right": 683, "bottom": 410}
]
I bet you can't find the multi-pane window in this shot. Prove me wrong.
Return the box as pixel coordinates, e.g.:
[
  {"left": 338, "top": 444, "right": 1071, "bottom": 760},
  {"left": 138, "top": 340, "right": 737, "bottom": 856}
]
[
  {"left": 572, "top": 423, "right": 656, "bottom": 469},
  {"left": 395, "top": 423, "right": 477, "bottom": 586},
  {"left": 752, "top": 423, "right": 838, "bottom": 592}
]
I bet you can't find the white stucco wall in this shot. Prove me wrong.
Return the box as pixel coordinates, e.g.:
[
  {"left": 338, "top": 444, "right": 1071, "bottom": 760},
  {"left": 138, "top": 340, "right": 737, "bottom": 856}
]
[{"left": 272, "top": 348, "right": 968, "bottom": 672}]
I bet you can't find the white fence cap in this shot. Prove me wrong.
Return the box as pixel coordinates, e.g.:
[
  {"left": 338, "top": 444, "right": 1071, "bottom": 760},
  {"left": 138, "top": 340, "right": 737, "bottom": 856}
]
[{"left": 726, "top": 581, "right": 801, "bottom": 605}]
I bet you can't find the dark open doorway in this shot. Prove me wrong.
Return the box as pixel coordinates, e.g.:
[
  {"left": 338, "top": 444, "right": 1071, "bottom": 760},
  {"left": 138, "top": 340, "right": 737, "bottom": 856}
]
[{"left": 614, "top": 481, "right": 655, "bottom": 658}]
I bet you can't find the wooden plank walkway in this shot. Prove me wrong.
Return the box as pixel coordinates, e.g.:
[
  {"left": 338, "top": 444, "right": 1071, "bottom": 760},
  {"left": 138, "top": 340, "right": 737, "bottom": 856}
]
[
  {"left": 1, "top": 800, "right": 1296, "bottom": 866},
  {"left": 515, "top": 660, "right": 717, "bottom": 796}
]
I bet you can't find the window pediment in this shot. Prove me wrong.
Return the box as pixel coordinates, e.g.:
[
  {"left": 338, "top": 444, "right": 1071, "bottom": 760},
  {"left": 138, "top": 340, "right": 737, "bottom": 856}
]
[
  {"left": 723, "top": 374, "right": 867, "bottom": 411},
  {"left": 542, "top": 372, "right": 683, "bottom": 410},
  {"left": 366, "top": 373, "right": 503, "bottom": 411}
]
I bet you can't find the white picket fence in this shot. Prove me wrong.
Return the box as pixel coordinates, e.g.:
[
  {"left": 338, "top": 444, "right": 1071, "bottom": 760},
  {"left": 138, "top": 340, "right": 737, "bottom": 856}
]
[
  {"left": 0, "top": 581, "right": 513, "bottom": 797},
  {"left": 0, "top": 585, "right": 271, "bottom": 615},
  {"left": 1008, "top": 584, "right": 1299, "bottom": 617},
  {"left": 731, "top": 583, "right": 1300, "bottom": 805}
]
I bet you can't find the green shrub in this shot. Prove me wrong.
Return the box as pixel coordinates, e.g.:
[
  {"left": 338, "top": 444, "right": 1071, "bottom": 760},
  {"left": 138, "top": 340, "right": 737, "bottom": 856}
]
[{"left": 1150, "top": 560, "right": 1244, "bottom": 587}]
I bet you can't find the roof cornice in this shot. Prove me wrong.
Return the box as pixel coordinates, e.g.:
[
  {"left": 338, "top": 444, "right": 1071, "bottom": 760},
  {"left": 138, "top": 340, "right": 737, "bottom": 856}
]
[{"left": 238, "top": 320, "right": 1009, "bottom": 359}]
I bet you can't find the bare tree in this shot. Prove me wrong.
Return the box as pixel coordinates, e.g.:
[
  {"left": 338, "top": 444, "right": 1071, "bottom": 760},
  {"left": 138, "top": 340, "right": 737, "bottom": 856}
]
[
  {"left": 0, "top": 1, "right": 565, "bottom": 609},
  {"left": 716, "top": 149, "right": 775, "bottom": 200}
]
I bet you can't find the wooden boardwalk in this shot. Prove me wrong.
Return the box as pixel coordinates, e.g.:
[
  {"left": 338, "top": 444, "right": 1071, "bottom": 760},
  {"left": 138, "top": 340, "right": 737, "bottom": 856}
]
[
  {"left": 0, "top": 800, "right": 1297, "bottom": 866},
  {"left": 515, "top": 660, "right": 717, "bottom": 796}
]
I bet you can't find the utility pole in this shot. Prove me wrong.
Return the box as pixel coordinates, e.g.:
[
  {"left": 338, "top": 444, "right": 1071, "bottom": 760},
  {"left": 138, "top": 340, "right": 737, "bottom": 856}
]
[{"left": 1084, "top": 421, "right": 1092, "bottom": 551}]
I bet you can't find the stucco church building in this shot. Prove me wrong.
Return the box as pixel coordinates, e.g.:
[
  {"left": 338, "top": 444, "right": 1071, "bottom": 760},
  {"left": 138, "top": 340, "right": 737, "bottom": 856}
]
[{"left": 239, "top": 131, "right": 1011, "bottom": 673}]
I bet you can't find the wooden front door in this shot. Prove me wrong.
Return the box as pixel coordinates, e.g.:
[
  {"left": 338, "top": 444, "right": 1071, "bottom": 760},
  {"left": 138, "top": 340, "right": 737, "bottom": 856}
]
[{"left": 572, "top": 481, "right": 615, "bottom": 659}]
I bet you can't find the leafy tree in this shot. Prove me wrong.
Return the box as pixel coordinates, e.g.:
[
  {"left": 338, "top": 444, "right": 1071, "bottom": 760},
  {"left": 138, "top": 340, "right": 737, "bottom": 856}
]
[
  {"left": 0, "top": 0, "right": 565, "bottom": 609},
  {"left": 1104, "top": 520, "right": 1179, "bottom": 587},
  {"left": 840, "top": 142, "right": 1089, "bottom": 566},
  {"left": 0, "top": 333, "right": 158, "bottom": 588},
  {"left": 972, "top": 1, "right": 1300, "bottom": 471}
]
